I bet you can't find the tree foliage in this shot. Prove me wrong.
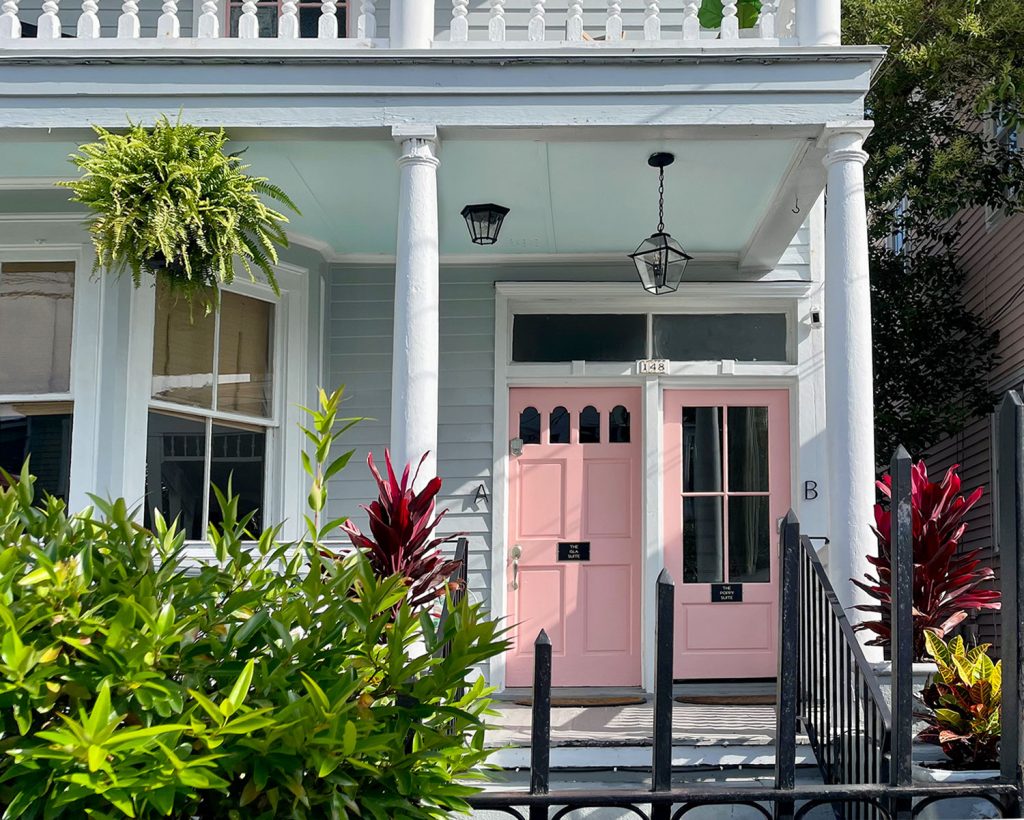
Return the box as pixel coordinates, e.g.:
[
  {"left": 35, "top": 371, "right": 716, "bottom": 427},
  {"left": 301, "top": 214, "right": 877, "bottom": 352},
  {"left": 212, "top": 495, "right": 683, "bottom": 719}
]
[{"left": 843, "top": 0, "right": 1024, "bottom": 456}]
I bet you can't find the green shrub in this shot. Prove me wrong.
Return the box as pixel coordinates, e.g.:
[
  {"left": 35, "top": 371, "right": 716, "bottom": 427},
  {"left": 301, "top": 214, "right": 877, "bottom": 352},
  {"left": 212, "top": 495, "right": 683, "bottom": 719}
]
[{"left": 0, "top": 387, "right": 507, "bottom": 819}]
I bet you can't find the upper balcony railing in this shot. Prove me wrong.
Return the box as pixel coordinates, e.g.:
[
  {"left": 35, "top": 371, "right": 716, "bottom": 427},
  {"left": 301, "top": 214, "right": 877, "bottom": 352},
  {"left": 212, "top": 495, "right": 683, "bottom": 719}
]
[{"left": 0, "top": 0, "right": 841, "bottom": 51}]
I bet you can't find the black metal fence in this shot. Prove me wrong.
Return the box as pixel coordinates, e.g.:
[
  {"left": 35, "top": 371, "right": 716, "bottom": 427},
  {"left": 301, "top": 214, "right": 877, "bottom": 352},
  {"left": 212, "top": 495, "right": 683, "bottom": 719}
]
[{"left": 461, "top": 392, "right": 1024, "bottom": 819}]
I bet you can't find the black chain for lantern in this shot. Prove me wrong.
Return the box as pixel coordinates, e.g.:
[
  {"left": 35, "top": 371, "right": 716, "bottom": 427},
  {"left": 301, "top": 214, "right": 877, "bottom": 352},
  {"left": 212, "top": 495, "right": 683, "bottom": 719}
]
[{"left": 657, "top": 164, "right": 665, "bottom": 233}]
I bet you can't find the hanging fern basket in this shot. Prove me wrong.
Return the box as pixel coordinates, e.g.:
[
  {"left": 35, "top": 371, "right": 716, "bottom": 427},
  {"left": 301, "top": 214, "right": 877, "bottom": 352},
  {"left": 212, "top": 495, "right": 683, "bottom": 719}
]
[{"left": 60, "top": 116, "right": 299, "bottom": 311}]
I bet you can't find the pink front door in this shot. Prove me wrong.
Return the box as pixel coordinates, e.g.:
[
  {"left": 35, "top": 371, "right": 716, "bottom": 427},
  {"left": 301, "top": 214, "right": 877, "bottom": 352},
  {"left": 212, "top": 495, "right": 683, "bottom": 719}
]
[
  {"left": 663, "top": 390, "right": 790, "bottom": 679},
  {"left": 506, "top": 388, "right": 642, "bottom": 688}
]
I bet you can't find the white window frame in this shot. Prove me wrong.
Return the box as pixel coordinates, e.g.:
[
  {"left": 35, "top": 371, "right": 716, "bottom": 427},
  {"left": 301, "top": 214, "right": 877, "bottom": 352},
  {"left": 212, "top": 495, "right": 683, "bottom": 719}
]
[
  {"left": 129, "top": 264, "right": 311, "bottom": 550},
  {"left": 0, "top": 242, "right": 101, "bottom": 506}
]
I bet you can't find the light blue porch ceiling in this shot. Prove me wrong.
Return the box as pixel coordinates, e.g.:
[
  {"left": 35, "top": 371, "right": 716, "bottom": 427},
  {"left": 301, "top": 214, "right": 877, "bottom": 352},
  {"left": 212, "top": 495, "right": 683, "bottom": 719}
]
[{"left": 0, "top": 135, "right": 804, "bottom": 259}]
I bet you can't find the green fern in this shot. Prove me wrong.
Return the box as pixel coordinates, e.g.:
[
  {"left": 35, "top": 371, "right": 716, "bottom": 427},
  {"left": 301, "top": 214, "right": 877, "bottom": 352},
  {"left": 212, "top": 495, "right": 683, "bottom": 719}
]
[{"left": 59, "top": 115, "right": 299, "bottom": 312}]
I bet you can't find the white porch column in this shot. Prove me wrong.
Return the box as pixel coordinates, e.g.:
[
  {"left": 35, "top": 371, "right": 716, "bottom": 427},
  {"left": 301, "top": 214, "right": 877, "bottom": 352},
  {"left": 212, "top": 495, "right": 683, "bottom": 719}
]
[
  {"left": 389, "top": 0, "right": 434, "bottom": 48},
  {"left": 796, "top": 0, "right": 840, "bottom": 46},
  {"left": 822, "top": 124, "right": 878, "bottom": 656},
  {"left": 390, "top": 125, "right": 440, "bottom": 487}
]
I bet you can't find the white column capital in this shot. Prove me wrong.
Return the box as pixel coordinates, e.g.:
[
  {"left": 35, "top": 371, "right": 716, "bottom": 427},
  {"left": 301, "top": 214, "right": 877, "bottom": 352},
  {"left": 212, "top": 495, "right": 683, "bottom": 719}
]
[
  {"left": 819, "top": 121, "right": 873, "bottom": 165},
  {"left": 392, "top": 125, "right": 439, "bottom": 169}
]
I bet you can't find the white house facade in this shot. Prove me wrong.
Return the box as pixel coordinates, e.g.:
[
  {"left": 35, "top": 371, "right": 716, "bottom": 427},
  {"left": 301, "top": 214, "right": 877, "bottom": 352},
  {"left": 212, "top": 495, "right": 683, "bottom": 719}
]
[{"left": 0, "top": 0, "right": 884, "bottom": 691}]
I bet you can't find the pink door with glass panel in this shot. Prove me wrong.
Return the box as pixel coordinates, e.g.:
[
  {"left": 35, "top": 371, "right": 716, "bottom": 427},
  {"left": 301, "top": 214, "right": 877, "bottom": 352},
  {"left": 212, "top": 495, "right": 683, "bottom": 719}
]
[
  {"left": 663, "top": 390, "right": 790, "bottom": 679},
  {"left": 506, "top": 388, "right": 642, "bottom": 688}
]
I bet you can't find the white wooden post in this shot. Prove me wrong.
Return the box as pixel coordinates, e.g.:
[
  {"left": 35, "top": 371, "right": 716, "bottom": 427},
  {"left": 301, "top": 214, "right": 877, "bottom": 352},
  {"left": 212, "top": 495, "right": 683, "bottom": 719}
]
[
  {"left": 566, "top": 0, "right": 583, "bottom": 40},
  {"left": 279, "top": 0, "right": 298, "bottom": 38},
  {"left": 391, "top": 125, "right": 440, "bottom": 490},
  {"left": 0, "top": 0, "right": 21, "bottom": 38},
  {"left": 390, "top": 0, "right": 435, "bottom": 47},
  {"left": 758, "top": 0, "right": 776, "bottom": 37},
  {"left": 36, "top": 0, "right": 60, "bottom": 40},
  {"left": 196, "top": 0, "right": 217, "bottom": 37},
  {"left": 720, "top": 0, "right": 738, "bottom": 38},
  {"left": 77, "top": 0, "right": 100, "bottom": 38},
  {"left": 821, "top": 124, "right": 879, "bottom": 661},
  {"left": 450, "top": 0, "right": 468, "bottom": 41},
  {"left": 643, "top": 0, "right": 660, "bottom": 40},
  {"left": 238, "top": 0, "right": 259, "bottom": 38},
  {"left": 488, "top": 0, "right": 505, "bottom": 42},
  {"left": 357, "top": 0, "right": 375, "bottom": 38},
  {"left": 605, "top": 0, "right": 621, "bottom": 40},
  {"left": 796, "top": 0, "right": 839, "bottom": 45},
  {"left": 527, "top": 0, "right": 544, "bottom": 41},
  {"left": 682, "top": 0, "right": 699, "bottom": 40},
  {"left": 157, "top": 0, "right": 180, "bottom": 37},
  {"left": 318, "top": 0, "right": 337, "bottom": 38}
]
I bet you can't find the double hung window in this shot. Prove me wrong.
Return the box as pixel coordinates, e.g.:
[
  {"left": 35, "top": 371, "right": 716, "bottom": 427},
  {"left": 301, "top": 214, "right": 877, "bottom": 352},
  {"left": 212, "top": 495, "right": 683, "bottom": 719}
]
[
  {"left": 145, "top": 283, "right": 275, "bottom": 539},
  {"left": 0, "top": 261, "right": 76, "bottom": 501}
]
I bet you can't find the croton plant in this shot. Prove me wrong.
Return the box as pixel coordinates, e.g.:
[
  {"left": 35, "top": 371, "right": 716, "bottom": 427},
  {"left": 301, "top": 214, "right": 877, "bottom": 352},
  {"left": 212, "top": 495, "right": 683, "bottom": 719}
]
[
  {"left": 852, "top": 460, "right": 1001, "bottom": 661},
  {"left": 340, "top": 451, "right": 463, "bottom": 610}
]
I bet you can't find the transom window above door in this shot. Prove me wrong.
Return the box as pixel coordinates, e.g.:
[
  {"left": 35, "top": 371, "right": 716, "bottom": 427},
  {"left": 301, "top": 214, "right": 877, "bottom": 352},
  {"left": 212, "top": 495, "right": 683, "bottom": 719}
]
[
  {"left": 145, "top": 283, "right": 275, "bottom": 540},
  {"left": 511, "top": 312, "right": 790, "bottom": 363}
]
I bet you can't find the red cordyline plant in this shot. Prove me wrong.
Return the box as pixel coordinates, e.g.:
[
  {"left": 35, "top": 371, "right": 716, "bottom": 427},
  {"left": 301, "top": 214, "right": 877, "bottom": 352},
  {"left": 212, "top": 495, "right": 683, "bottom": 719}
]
[
  {"left": 340, "top": 450, "right": 463, "bottom": 609},
  {"left": 852, "top": 460, "right": 1001, "bottom": 661}
]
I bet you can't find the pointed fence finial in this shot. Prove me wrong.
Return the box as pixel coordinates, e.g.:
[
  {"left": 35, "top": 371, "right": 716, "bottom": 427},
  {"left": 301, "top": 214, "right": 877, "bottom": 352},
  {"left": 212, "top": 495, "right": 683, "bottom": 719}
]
[
  {"left": 656, "top": 567, "right": 674, "bottom": 587},
  {"left": 535, "top": 628, "right": 550, "bottom": 647}
]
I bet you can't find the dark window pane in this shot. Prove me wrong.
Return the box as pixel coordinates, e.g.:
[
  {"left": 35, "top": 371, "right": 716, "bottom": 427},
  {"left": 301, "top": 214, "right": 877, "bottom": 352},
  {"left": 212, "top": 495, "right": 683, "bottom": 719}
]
[
  {"left": 653, "top": 314, "right": 788, "bottom": 362},
  {"left": 229, "top": 4, "right": 279, "bottom": 36},
  {"left": 682, "top": 407, "right": 723, "bottom": 492},
  {"left": 683, "top": 496, "right": 723, "bottom": 584},
  {"left": 0, "top": 405, "right": 72, "bottom": 502},
  {"left": 579, "top": 405, "right": 600, "bottom": 443},
  {"left": 519, "top": 406, "right": 540, "bottom": 445},
  {"left": 549, "top": 406, "right": 570, "bottom": 444},
  {"left": 217, "top": 291, "right": 273, "bottom": 418},
  {"left": 728, "top": 406, "right": 769, "bottom": 492},
  {"left": 145, "top": 412, "right": 206, "bottom": 540},
  {"left": 728, "top": 496, "right": 770, "bottom": 583},
  {"left": 152, "top": 280, "right": 215, "bottom": 410},
  {"left": 298, "top": 5, "right": 348, "bottom": 37},
  {"left": 209, "top": 423, "right": 266, "bottom": 535},
  {"left": 512, "top": 314, "right": 647, "bottom": 363},
  {"left": 610, "top": 405, "right": 630, "bottom": 443}
]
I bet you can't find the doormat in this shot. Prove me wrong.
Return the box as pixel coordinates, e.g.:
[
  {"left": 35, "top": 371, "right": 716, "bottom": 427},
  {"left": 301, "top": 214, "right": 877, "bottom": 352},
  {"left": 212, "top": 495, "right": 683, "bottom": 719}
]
[
  {"left": 512, "top": 696, "right": 648, "bottom": 708},
  {"left": 675, "top": 694, "right": 776, "bottom": 706}
]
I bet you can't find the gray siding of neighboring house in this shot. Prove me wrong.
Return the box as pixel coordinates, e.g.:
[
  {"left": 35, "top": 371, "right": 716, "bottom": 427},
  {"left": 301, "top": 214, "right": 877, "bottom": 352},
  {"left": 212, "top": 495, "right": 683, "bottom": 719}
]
[
  {"left": 926, "top": 208, "right": 1024, "bottom": 648},
  {"left": 325, "top": 224, "right": 811, "bottom": 612}
]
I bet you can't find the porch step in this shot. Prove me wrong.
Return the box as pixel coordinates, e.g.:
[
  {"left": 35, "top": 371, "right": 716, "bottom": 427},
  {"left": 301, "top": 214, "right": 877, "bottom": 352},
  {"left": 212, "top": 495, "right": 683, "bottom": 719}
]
[{"left": 489, "top": 742, "right": 816, "bottom": 771}]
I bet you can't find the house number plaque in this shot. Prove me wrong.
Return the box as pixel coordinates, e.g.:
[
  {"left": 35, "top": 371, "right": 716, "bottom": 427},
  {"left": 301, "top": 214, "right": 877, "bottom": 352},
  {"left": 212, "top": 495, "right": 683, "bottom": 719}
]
[
  {"left": 557, "top": 542, "right": 591, "bottom": 561},
  {"left": 711, "top": 583, "right": 743, "bottom": 603}
]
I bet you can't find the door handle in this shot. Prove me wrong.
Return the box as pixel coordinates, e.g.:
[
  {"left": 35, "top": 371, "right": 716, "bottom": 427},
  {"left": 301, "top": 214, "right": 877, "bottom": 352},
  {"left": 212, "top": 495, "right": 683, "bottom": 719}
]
[{"left": 511, "top": 545, "right": 522, "bottom": 590}]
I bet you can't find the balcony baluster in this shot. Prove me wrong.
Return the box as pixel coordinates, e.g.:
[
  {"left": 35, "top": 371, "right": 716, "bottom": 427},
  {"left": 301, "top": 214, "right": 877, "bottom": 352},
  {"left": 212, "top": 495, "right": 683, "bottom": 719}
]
[
  {"left": 527, "top": 0, "right": 544, "bottom": 41},
  {"left": 720, "top": 0, "right": 738, "bottom": 38},
  {"left": 157, "top": 0, "right": 180, "bottom": 37},
  {"left": 279, "top": 0, "right": 299, "bottom": 38},
  {"left": 682, "top": 0, "right": 699, "bottom": 40},
  {"left": 643, "top": 0, "right": 660, "bottom": 40},
  {"left": 605, "top": 0, "right": 621, "bottom": 41},
  {"left": 238, "top": 0, "right": 259, "bottom": 38},
  {"left": 0, "top": 0, "right": 19, "bottom": 39},
  {"left": 566, "top": 1, "right": 582, "bottom": 40},
  {"left": 37, "top": 0, "right": 61, "bottom": 39},
  {"left": 759, "top": 0, "right": 776, "bottom": 37},
  {"left": 450, "top": 0, "right": 467, "bottom": 41},
  {"left": 197, "top": 0, "right": 217, "bottom": 37},
  {"left": 318, "top": 0, "right": 337, "bottom": 37},
  {"left": 357, "top": 0, "right": 375, "bottom": 38},
  {"left": 77, "top": 0, "right": 100, "bottom": 38},
  {"left": 488, "top": 0, "right": 504, "bottom": 42}
]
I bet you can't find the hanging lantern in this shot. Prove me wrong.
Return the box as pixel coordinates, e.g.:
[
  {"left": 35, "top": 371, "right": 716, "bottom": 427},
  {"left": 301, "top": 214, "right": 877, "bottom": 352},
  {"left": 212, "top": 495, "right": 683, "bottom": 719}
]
[
  {"left": 461, "top": 203, "right": 510, "bottom": 245},
  {"left": 629, "top": 152, "right": 692, "bottom": 294}
]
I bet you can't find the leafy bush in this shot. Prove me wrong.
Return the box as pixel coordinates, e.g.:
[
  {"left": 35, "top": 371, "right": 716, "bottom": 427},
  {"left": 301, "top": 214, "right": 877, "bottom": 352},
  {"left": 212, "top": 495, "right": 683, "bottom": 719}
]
[
  {"left": 852, "top": 460, "right": 1001, "bottom": 660},
  {"left": 0, "top": 388, "right": 507, "bottom": 819},
  {"left": 340, "top": 451, "right": 462, "bottom": 610},
  {"left": 60, "top": 116, "right": 298, "bottom": 310},
  {"left": 918, "top": 631, "right": 1001, "bottom": 769}
]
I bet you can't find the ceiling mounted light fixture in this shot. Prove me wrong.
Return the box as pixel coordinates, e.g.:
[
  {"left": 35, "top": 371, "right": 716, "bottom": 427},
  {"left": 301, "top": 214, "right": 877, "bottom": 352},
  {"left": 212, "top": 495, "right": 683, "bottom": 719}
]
[
  {"left": 461, "top": 203, "right": 510, "bottom": 245},
  {"left": 629, "top": 152, "right": 692, "bottom": 295}
]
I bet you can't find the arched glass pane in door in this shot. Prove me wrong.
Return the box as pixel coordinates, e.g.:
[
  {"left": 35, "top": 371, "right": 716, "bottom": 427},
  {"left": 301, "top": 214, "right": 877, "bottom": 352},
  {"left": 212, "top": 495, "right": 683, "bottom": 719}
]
[
  {"left": 579, "top": 405, "right": 600, "bottom": 443},
  {"left": 549, "top": 406, "right": 570, "bottom": 444},
  {"left": 610, "top": 405, "right": 631, "bottom": 443},
  {"left": 519, "top": 406, "right": 541, "bottom": 445}
]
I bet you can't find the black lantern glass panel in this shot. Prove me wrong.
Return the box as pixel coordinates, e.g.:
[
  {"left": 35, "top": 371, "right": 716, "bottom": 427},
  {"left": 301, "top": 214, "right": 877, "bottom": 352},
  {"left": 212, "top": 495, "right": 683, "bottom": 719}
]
[
  {"left": 461, "top": 203, "right": 510, "bottom": 245},
  {"left": 629, "top": 152, "right": 692, "bottom": 294}
]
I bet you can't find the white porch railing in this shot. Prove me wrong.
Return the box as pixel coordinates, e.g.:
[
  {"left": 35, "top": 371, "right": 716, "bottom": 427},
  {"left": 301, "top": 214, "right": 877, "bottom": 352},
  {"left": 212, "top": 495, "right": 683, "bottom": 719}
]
[{"left": 0, "top": 0, "right": 830, "bottom": 50}]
